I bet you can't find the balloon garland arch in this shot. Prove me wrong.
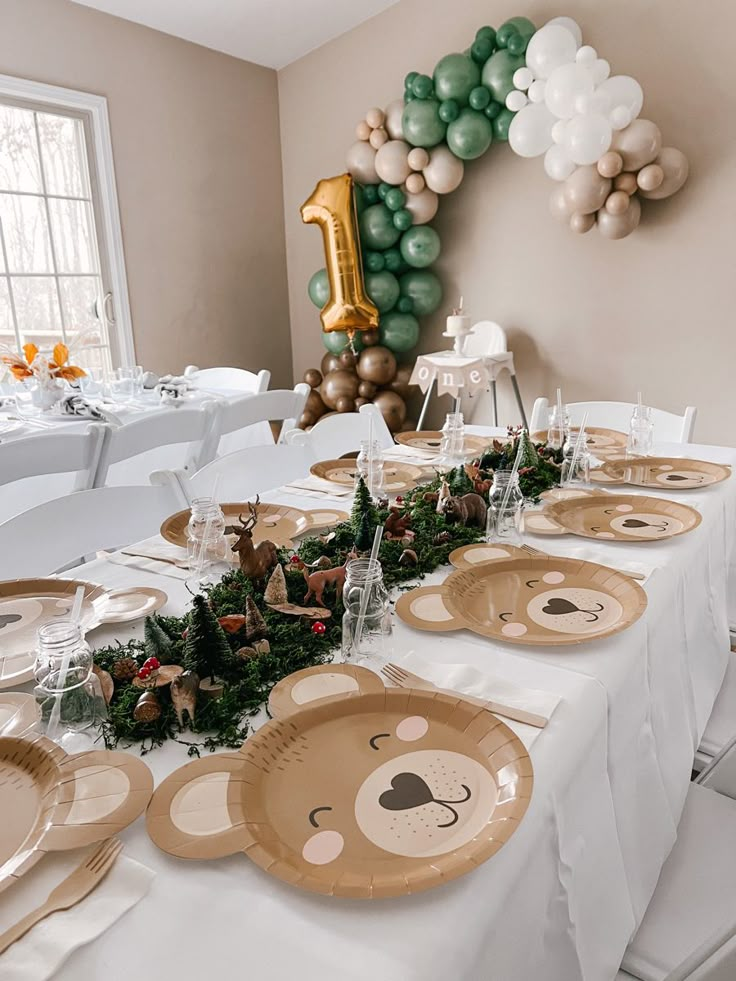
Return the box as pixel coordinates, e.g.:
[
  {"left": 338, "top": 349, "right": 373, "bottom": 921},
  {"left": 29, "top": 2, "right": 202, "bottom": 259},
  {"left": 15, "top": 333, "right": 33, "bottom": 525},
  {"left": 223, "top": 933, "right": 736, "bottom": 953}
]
[{"left": 298, "top": 14, "right": 689, "bottom": 432}]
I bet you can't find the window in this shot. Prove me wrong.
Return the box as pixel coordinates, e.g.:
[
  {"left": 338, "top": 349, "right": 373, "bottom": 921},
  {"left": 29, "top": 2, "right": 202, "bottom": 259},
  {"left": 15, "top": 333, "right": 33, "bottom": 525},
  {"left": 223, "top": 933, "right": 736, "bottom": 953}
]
[{"left": 0, "top": 75, "right": 133, "bottom": 373}]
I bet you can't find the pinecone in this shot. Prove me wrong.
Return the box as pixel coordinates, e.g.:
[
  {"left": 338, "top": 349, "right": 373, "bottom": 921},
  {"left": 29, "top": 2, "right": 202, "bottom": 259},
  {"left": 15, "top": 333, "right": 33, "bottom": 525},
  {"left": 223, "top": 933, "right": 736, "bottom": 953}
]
[{"left": 112, "top": 656, "right": 139, "bottom": 682}]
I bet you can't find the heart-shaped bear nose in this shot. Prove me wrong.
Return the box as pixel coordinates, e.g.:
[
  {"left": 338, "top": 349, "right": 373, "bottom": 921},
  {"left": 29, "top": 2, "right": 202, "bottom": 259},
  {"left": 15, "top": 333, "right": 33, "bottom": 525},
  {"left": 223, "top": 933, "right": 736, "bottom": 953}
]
[
  {"left": 378, "top": 772, "right": 435, "bottom": 811},
  {"left": 541, "top": 597, "right": 579, "bottom": 616},
  {"left": 622, "top": 518, "right": 651, "bottom": 528},
  {"left": 0, "top": 614, "right": 22, "bottom": 630}
]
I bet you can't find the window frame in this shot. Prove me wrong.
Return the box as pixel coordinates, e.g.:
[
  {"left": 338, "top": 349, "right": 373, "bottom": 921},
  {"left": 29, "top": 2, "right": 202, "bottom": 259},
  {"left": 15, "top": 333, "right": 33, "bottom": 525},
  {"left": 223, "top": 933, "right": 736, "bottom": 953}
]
[{"left": 0, "top": 72, "right": 135, "bottom": 366}]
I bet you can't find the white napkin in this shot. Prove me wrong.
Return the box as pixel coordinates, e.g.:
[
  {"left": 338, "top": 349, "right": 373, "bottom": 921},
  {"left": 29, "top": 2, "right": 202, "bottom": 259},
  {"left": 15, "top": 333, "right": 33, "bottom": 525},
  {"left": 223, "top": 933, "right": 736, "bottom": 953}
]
[
  {"left": 281, "top": 476, "right": 351, "bottom": 498},
  {"left": 384, "top": 444, "right": 439, "bottom": 463},
  {"left": 0, "top": 853, "right": 154, "bottom": 980},
  {"left": 394, "top": 651, "right": 561, "bottom": 748},
  {"left": 104, "top": 550, "right": 190, "bottom": 581}
]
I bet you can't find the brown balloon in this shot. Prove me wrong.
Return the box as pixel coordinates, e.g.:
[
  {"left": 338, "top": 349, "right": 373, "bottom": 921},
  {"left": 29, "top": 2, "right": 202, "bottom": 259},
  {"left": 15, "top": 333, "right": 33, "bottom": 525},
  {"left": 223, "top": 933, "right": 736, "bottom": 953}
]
[
  {"left": 373, "top": 389, "right": 407, "bottom": 432},
  {"left": 339, "top": 349, "right": 358, "bottom": 369},
  {"left": 400, "top": 418, "right": 417, "bottom": 433},
  {"left": 613, "top": 172, "right": 638, "bottom": 195},
  {"left": 597, "top": 151, "right": 623, "bottom": 179},
  {"left": 354, "top": 397, "right": 369, "bottom": 408},
  {"left": 362, "top": 328, "right": 380, "bottom": 346},
  {"left": 569, "top": 212, "right": 596, "bottom": 234},
  {"left": 611, "top": 119, "right": 662, "bottom": 172},
  {"left": 303, "top": 368, "right": 322, "bottom": 388},
  {"left": 305, "top": 388, "right": 327, "bottom": 419},
  {"left": 358, "top": 380, "right": 377, "bottom": 398},
  {"left": 336, "top": 396, "right": 355, "bottom": 413},
  {"left": 638, "top": 147, "right": 689, "bottom": 200},
  {"left": 636, "top": 163, "right": 664, "bottom": 193},
  {"left": 357, "top": 345, "right": 397, "bottom": 386},
  {"left": 563, "top": 165, "right": 612, "bottom": 216},
  {"left": 605, "top": 190, "right": 631, "bottom": 216},
  {"left": 388, "top": 363, "right": 415, "bottom": 398},
  {"left": 597, "top": 195, "right": 641, "bottom": 240},
  {"left": 321, "top": 353, "right": 340, "bottom": 375},
  {"left": 320, "top": 369, "right": 360, "bottom": 410},
  {"left": 298, "top": 411, "right": 316, "bottom": 429}
]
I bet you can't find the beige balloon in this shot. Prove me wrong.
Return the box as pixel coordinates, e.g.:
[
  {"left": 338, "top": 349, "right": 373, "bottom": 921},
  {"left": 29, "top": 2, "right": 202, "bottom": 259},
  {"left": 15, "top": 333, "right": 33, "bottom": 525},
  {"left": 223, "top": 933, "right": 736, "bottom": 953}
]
[
  {"left": 384, "top": 99, "right": 406, "bottom": 141},
  {"left": 597, "top": 195, "right": 641, "bottom": 239},
  {"left": 355, "top": 120, "right": 371, "bottom": 141},
  {"left": 597, "top": 151, "right": 623, "bottom": 179},
  {"left": 570, "top": 212, "right": 595, "bottom": 234},
  {"left": 346, "top": 140, "right": 378, "bottom": 184},
  {"left": 605, "top": 190, "right": 631, "bottom": 215},
  {"left": 369, "top": 127, "right": 388, "bottom": 150},
  {"left": 403, "top": 186, "right": 439, "bottom": 225},
  {"left": 407, "top": 147, "right": 430, "bottom": 171},
  {"left": 366, "top": 107, "right": 385, "bottom": 129},
  {"left": 638, "top": 147, "right": 689, "bottom": 200},
  {"left": 549, "top": 185, "right": 575, "bottom": 222},
  {"left": 636, "top": 163, "right": 664, "bottom": 192},
  {"left": 405, "top": 172, "right": 425, "bottom": 194},
  {"left": 611, "top": 119, "right": 662, "bottom": 171},
  {"left": 613, "top": 172, "right": 638, "bottom": 195},
  {"left": 423, "top": 144, "right": 464, "bottom": 194},
  {"left": 563, "top": 165, "right": 612, "bottom": 215},
  {"left": 374, "top": 139, "right": 412, "bottom": 185}
]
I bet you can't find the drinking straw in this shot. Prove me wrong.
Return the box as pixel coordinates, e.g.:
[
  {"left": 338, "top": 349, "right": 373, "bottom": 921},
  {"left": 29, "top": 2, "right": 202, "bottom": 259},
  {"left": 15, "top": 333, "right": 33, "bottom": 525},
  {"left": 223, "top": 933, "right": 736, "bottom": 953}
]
[
  {"left": 46, "top": 585, "right": 86, "bottom": 742},
  {"left": 499, "top": 432, "right": 526, "bottom": 521},
  {"left": 556, "top": 387, "right": 564, "bottom": 445},
  {"left": 565, "top": 411, "right": 589, "bottom": 487},
  {"left": 353, "top": 524, "right": 384, "bottom": 655},
  {"left": 71, "top": 584, "right": 85, "bottom": 624},
  {"left": 637, "top": 390, "right": 643, "bottom": 417}
]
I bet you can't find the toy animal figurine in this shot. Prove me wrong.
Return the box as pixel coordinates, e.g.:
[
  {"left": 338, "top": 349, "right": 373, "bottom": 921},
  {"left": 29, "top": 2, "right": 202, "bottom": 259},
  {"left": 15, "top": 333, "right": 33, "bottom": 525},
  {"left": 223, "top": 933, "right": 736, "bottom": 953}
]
[
  {"left": 436, "top": 480, "right": 451, "bottom": 514},
  {"left": 230, "top": 498, "right": 279, "bottom": 584},
  {"left": 171, "top": 670, "right": 199, "bottom": 727},
  {"left": 301, "top": 548, "right": 358, "bottom": 606},
  {"left": 443, "top": 493, "right": 487, "bottom": 529},
  {"left": 384, "top": 507, "right": 412, "bottom": 540}
]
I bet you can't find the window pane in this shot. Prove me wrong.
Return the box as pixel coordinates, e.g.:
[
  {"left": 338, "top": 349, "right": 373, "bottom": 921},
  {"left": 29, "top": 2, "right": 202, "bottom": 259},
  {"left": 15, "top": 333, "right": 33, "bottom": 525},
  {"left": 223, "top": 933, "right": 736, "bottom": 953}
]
[
  {"left": 11, "top": 276, "right": 63, "bottom": 345},
  {"left": 59, "top": 275, "right": 105, "bottom": 338},
  {"left": 37, "top": 113, "right": 89, "bottom": 198},
  {"left": 0, "top": 193, "right": 53, "bottom": 272},
  {"left": 0, "top": 106, "right": 42, "bottom": 193},
  {"left": 75, "top": 344, "right": 111, "bottom": 376},
  {"left": 0, "top": 279, "right": 16, "bottom": 344},
  {"left": 48, "top": 198, "right": 97, "bottom": 273}
]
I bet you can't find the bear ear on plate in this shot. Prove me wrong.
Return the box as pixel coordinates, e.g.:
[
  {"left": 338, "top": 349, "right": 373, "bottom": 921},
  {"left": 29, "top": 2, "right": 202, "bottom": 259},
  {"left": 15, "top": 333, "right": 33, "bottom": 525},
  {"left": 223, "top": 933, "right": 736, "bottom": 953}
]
[
  {"left": 44, "top": 749, "right": 153, "bottom": 851},
  {"left": 146, "top": 753, "right": 251, "bottom": 859},
  {"left": 267, "top": 663, "right": 386, "bottom": 720}
]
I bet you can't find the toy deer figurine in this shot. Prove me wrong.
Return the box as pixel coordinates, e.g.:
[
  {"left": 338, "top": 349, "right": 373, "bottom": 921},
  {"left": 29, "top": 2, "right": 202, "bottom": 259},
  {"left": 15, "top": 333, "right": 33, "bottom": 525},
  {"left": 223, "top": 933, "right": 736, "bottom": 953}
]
[
  {"left": 231, "top": 498, "right": 279, "bottom": 584},
  {"left": 301, "top": 548, "right": 358, "bottom": 606}
]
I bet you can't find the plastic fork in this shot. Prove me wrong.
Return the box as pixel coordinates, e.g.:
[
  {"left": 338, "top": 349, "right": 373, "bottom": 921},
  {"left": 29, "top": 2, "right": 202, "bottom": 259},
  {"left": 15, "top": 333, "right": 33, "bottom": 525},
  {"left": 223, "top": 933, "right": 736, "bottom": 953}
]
[
  {"left": 381, "top": 662, "right": 546, "bottom": 729},
  {"left": 519, "top": 543, "right": 646, "bottom": 581},
  {"left": 0, "top": 838, "right": 123, "bottom": 955}
]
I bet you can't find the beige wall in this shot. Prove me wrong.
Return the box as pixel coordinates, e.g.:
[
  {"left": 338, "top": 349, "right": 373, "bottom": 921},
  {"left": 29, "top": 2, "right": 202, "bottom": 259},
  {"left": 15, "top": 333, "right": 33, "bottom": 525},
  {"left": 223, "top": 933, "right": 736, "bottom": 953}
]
[
  {"left": 1, "top": 0, "right": 293, "bottom": 385},
  {"left": 279, "top": 0, "right": 736, "bottom": 444}
]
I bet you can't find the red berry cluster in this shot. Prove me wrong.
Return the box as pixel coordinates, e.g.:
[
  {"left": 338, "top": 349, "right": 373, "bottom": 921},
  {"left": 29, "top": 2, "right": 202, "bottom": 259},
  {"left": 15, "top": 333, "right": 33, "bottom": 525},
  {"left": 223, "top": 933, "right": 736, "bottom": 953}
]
[{"left": 137, "top": 656, "right": 160, "bottom": 680}]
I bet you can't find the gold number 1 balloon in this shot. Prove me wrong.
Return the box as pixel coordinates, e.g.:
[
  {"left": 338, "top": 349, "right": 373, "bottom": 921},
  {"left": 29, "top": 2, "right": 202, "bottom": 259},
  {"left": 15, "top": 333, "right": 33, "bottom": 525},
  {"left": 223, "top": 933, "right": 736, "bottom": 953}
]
[{"left": 301, "top": 173, "right": 378, "bottom": 335}]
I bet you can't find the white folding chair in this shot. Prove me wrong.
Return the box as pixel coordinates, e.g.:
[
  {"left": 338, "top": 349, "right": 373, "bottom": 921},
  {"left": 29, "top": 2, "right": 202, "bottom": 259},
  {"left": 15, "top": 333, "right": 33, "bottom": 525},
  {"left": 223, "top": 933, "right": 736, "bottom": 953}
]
[
  {"left": 286, "top": 403, "right": 393, "bottom": 459},
  {"left": 93, "top": 401, "right": 220, "bottom": 487},
  {"left": 455, "top": 321, "right": 527, "bottom": 428},
  {"left": 618, "top": 736, "right": 736, "bottom": 981},
  {"left": 0, "top": 476, "right": 185, "bottom": 579},
  {"left": 184, "top": 365, "right": 270, "bottom": 394},
  {"left": 206, "top": 384, "right": 310, "bottom": 459},
  {"left": 695, "top": 653, "right": 736, "bottom": 772},
  {"left": 530, "top": 398, "right": 697, "bottom": 443},
  {"left": 0, "top": 424, "right": 106, "bottom": 520}
]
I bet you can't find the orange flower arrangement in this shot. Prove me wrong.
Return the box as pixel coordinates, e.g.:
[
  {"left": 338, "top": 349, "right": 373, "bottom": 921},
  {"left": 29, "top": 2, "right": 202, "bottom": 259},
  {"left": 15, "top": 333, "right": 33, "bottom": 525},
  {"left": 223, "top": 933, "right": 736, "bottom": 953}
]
[{"left": 2, "top": 343, "right": 86, "bottom": 382}]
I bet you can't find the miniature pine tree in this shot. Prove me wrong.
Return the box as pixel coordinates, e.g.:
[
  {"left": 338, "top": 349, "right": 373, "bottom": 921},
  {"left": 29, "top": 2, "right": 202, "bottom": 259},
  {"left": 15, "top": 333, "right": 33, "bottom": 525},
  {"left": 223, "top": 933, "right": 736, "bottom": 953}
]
[
  {"left": 354, "top": 511, "right": 374, "bottom": 552},
  {"left": 244, "top": 595, "right": 269, "bottom": 642},
  {"left": 351, "top": 476, "right": 378, "bottom": 535},
  {"left": 263, "top": 564, "right": 288, "bottom": 606},
  {"left": 449, "top": 465, "right": 474, "bottom": 496},
  {"left": 183, "top": 595, "right": 233, "bottom": 684},
  {"left": 516, "top": 429, "right": 540, "bottom": 469},
  {"left": 144, "top": 615, "right": 174, "bottom": 664}
]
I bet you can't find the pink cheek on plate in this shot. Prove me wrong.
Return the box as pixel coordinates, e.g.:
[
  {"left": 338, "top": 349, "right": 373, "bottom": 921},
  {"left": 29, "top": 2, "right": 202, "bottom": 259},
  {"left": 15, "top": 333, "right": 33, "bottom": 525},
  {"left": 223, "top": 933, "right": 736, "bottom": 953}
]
[
  {"left": 501, "top": 622, "right": 527, "bottom": 638},
  {"left": 596, "top": 532, "right": 615, "bottom": 539},
  {"left": 302, "top": 830, "right": 344, "bottom": 865},
  {"left": 543, "top": 571, "right": 565, "bottom": 584},
  {"left": 615, "top": 505, "right": 633, "bottom": 512},
  {"left": 396, "top": 715, "right": 429, "bottom": 741}
]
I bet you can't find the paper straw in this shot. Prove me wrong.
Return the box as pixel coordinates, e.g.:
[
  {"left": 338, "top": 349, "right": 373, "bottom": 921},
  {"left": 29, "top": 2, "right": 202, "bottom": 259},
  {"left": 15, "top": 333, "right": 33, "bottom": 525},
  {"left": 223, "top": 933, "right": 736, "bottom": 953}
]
[
  {"left": 70, "top": 584, "right": 85, "bottom": 624},
  {"left": 353, "top": 525, "right": 384, "bottom": 654},
  {"left": 47, "top": 586, "right": 85, "bottom": 742},
  {"left": 637, "top": 390, "right": 643, "bottom": 417},
  {"left": 556, "top": 387, "right": 564, "bottom": 445},
  {"left": 499, "top": 432, "right": 525, "bottom": 520},
  {"left": 565, "top": 411, "right": 589, "bottom": 487}
]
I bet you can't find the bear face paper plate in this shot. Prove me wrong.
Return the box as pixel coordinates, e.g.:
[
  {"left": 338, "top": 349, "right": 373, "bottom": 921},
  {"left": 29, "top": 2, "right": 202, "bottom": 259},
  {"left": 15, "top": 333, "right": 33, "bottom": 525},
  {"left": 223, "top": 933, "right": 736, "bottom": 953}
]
[
  {"left": 599, "top": 457, "right": 731, "bottom": 490},
  {"left": 395, "top": 556, "right": 647, "bottom": 646},
  {"left": 310, "top": 460, "right": 422, "bottom": 493},
  {"left": 0, "top": 733, "right": 153, "bottom": 893},
  {"left": 146, "top": 682, "right": 532, "bottom": 898},
  {"left": 531, "top": 427, "right": 627, "bottom": 458},
  {"left": 394, "top": 431, "right": 490, "bottom": 457},
  {"left": 537, "top": 494, "right": 701, "bottom": 542}
]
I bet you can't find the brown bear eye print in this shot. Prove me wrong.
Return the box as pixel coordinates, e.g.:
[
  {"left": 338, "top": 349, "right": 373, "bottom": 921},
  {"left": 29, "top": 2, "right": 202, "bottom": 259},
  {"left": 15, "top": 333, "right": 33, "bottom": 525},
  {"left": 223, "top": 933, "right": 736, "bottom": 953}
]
[
  {"left": 308, "top": 806, "right": 333, "bottom": 828},
  {"left": 525, "top": 579, "right": 540, "bottom": 588},
  {"left": 369, "top": 732, "right": 391, "bottom": 751},
  {"left": 499, "top": 611, "right": 514, "bottom": 622}
]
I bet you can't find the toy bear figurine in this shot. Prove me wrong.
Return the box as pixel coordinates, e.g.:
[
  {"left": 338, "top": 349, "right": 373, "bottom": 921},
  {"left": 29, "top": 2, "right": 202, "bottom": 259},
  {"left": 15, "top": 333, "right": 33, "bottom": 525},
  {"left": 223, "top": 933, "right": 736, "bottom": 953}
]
[{"left": 443, "top": 493, "right": 487, "bottom": 528}]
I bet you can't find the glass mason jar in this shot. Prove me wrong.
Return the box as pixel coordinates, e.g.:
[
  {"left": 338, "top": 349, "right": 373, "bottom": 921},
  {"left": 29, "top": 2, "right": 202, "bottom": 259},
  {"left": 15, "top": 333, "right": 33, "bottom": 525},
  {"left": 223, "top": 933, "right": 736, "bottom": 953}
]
[
  {"left": 355, "top": 439, "right": 385, "bottom": 500},
  {"left": 547, "top": 403, "right": 570, "bottom": 451},
  {"left": 34, "top": 620, "right": 106, "bottom": 749},
  {"left": 627, "top": 405, "right": 654, "bottom": 457},
  {"left": 187, "top": 497, "right": 228, "bottom": 583},
  {"left": 561, "top": 430, "right": 591, "bottom": 486},
  {"left": 485, "top": 471, "right": 523, "bottom": 544},
  {"left": 438, "top": 411, "right": 466, "bottom": 468},
  {"left": 341, "top": 558, "right": 392, "bottom": 661}
]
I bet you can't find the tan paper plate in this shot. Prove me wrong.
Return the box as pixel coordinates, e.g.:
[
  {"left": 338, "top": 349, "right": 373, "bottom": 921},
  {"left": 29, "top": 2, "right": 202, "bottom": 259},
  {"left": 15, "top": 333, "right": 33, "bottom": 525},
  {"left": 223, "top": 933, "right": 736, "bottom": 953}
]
[
  {"left": 0, "top": 694, "right": 41, "bottom": 737},
  {"left": 448, "top": 543, "right": 526, "bottom": 569},
  {"left": 310, "top": 460, "right": 423, "bottom": 493},
  {"left": 538, "top": 487, "right": 598, "bottom": 502},
  {"left": 268, "top": 664, "right": 385, "bottom": 719},
  {"left": 531, "top": 427, "right": 627, "bottom": 458},
  {"left": 147, "top": 687, "right": 532, "bottom": 898},
  {"left": 544, "top": 494, "right": 701, "bottom": 542},
  {"left": 600, "top": 457, "right": 731, "bottom": 490},
  {"left": 0, "top": 734, "right": 153, "bottom": 893},
  {"left": 395, "top": 431, "right": 490, "bottom": 457},
  {"left": 0, "top": 580, "right": 167, "bottom": 690},
  {"left": 161, "top": 502, "right": 348, "bottom": 551},
  {"left": 396, "top": 555, "right": 647, "bottom": 646}
]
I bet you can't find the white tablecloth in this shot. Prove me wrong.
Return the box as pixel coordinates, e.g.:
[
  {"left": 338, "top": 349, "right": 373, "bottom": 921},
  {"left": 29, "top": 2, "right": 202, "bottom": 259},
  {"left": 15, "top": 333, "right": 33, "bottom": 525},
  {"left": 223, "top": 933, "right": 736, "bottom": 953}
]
[{"left": 27, "top": 439, "right": 736, "bottom": 981}]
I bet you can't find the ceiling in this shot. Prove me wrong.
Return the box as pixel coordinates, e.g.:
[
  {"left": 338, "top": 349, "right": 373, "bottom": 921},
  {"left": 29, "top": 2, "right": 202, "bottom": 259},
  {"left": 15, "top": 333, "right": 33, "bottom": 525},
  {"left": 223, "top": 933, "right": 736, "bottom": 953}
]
[{"left": 69, "top": 0, "right": 400, "bottom": 69}]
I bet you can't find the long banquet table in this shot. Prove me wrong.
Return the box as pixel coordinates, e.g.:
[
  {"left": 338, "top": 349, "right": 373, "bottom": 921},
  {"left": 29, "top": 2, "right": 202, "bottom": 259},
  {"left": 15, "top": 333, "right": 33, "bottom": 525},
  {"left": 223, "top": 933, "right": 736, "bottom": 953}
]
[{"left": 25, "top": 436, "right": 736, "bottom": 981}]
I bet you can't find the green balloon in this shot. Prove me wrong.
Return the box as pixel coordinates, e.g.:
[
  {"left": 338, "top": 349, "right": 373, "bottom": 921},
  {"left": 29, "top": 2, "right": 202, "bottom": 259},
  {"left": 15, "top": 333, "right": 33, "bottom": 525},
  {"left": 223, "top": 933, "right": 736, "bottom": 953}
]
[
  {"left": 433, "top": 53, "right": 480, "bottom": 106},
  {"left": 362, "top": 184, "right": 379, "bottom": 205},
  {"left": 383, "top": 248, "right": 404, "bottom": 273},
  {"left": 365, "top": 270, "right": 400, "bottom": 313},
  {"left": 495, "top": 23, "right": 515, "bottom": 48},
  {"left": 502, "top": 16, "right": 536, "bottom": 41},
  {"left": 308, "top": 269, "right": 329, "bottom": 308},
  {"left": 379, "top": 312, "right": 420, "bottom": 353},
  {"left": 360, "top": 203, "right": 400, "bottom": 250},
  {"left": 507, "top": 32, "right": 527, "bottom": 56},
  {"left": 439, "top": 99, "right": 459, "bottom": 123},
  {"left": 411, "top": 73, "right": 434, "bottom": 99},
  {"left": 397, "top": 296, "right": 413, "bottom": 314},
  {"left": 404, "top": 71, "right": 418, "bottom": 88},
  {"left": 470, "top": 37, "right": 494, "bottom": 65},
  {"left": 393, "top": 209, "right": 413, "bottom": 232},
  {"left": 481, "top": 49, "right": 525, "bottom": 103},
  {"left": 384, "top": 187, "right": 406, "bottom": 212},
  {"left": 447, "top": 108, "right": 493, "bottom": 160},
  {"left": 322, "top": 331, "right": 365, "bottom": 355},
  {"left": 398, "top": 269, "right": 443, "bottom": 316},
  {"left": 377, "top": 182, "right": 391, "bottom": 200},
  {"left": 484, "top": 100, "right": 502, "bottom": 120},
  {"left": 401, "top": 99, "right": 447, "bottom": 148},
  {"left": 469, "top": 85, "right": 491, "bottom": 110},
  {"left": 400, "top": 226, "right": 441, "bottom": 268},
  {"left": 475, "top": 25, "right": 496, "bottom": 44},
  {"left": 492, "top": 107, "right": 515, "bottom": 142},
  {"left": 364, "top": 250, "right": 385, "bottom": 273},
  {"left": 404, "top": 90, "right": 416, "bottom": 102}
]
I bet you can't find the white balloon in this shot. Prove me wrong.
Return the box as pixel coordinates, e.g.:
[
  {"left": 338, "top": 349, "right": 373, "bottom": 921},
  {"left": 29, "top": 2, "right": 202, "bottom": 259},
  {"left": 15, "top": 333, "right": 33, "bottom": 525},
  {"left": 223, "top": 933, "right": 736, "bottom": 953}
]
[
  {"left": 545, "top": 63, "right": 594, "bottom": 119},
  {"left": 564, "top": 113, "right": 613, "bottom": 165},
  {"left": 544, "top": 144, "right": 575, "bottom": 181},
  {"left": 545, "top": 16, "right": 583, "bottom": 47},
  {"left": 508, "top": 102, "right": 556, "bottom": 158},
  {"left": 527, "top": 79, "right": 546, "bottom": 103},
  {"left": 610, "top": 106, "right": 632, "bottom": 130},
  {"left": 576, "top": 90, "right": 612, "bottom": 116},
  {"left": 384, "top": 99, "right": 405, "bottom": 140},
  {"left": 346, "top": 140, "right": 378, "bottom": 184},
  {"left": 513, "top": 67, "right": 534, "bottom": 91},
  {"left": 525, "top": 24, "right": 578, "bottom": 80},
  {"left": 595, "top": 75, "right": 644, "bottom": 120},
  {"left": 402, "top": 186, "right": 439, "bottom": 224},
  {"left": 551, "top": 119, "right": 568, "bottom": 144},
  {"left": 506, "top": 90, "right": 528, "bottom": 112},
  {"left": 591, "top": 59, "right": 611, "bottom": 84},
  {"left": 576, "top": 45, "right": 597, "bottom": 66}
]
